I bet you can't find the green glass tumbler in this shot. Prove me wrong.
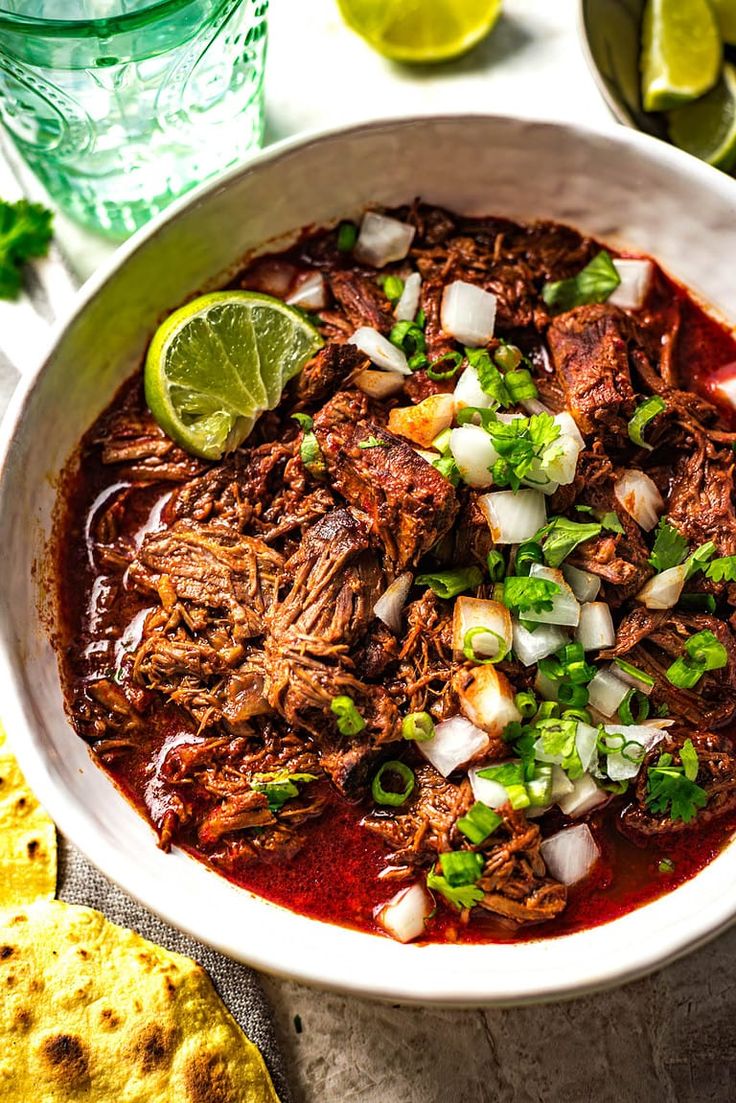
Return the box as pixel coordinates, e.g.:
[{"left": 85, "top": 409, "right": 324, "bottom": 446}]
[{"left": 0, "top": 0, "right": 268, "bottom": 238}]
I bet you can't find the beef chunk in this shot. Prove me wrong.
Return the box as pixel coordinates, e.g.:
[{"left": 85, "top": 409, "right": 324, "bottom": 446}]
[
  {"left": 328, "top": 269, "right": 394, "bottom": 331},
  {"left": 312, "top": 390, "right": 459, "bottom": 569},
  {"left": 294, "top": 342, "right": 367, "bottom": 405},
  {"left": 129, "top": 522, "right": 283, "bottom": 641},
  {"left": 263, "top": 509, "right": 399, "bottom": 791},
  {"left": 396, "top": 590, "right": 455, "bottom": 719},
  {"left": 666, "top": 440, "right": 736, "bottom": 557},
  {"left": 476, "top": 805, "right": 567, "bottom": 924},
  {"left": 97, "top": 404, "right": 203, "bottom": 483},
  {"left": 547, "top": 304, "right": 637, "bottom": 445},
  {"left": 605, "top": 608, "right": 736, "bottom": 728},
  {"left": 621, "top": 730, "right": 736, "bottom": 837}
]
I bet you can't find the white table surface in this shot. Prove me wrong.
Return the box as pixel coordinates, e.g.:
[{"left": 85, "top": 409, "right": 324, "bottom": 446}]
[{"left": 4, "top": 3, "right": 735, "bottom": 1101}]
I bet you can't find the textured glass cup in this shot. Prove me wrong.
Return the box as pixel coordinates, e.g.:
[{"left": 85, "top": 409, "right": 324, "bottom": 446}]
[{"left": 0, "top": 0, "right": 268, "bottom": 237}]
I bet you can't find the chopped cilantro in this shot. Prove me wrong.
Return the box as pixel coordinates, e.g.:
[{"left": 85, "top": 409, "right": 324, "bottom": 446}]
[
  {"left": 292, "top": 413, "right": 326, "bottom": 477},
  {"left": 503, "top": 575, "right": 560, "bottom": 615},
  {"left": 252, "top": 771, "right": 318, "bottom": 812},
  {"left": 432, "top": 453, "right": 461, "bottom": 486},
  {"left": 601, "top": 511, "right": 624, "bottom": 534},
  {"left": 645, "top": 742, "right": 708, "bottom": 823},
  {"left": 533, "top": 718, "right": 584, "bottom": 779},
  {"left": 485, "top": 412, "right": 562, "bottom": 492},
  {"left": 426, "top": 869, "right": 484, "bottom": 911},
  {"left": 541, "top": 250, "right": 621, "bottom": 314},
  {"left": 0, "top": 198, "right": 53, "bottom": 299},
  {"left": 536, "top": 516, "right": 603, "bottom": 568},
  {"left": 416, "top": 566, "right": 483, "bottom": 599},
  {"left": 684, "top": 540, "right": 716, "bottom": 579},
  {"left": 465, "top": 347, "right": 511, "bottom": 408},
  {"left": 706, "top": 555, "right": 736, "bottom": 583},
  {"left": 358, "top": 435, "right": 388, "bottom": 449},
  {"left": 648, "top": 519, "right": 688, "bottom": 573}
]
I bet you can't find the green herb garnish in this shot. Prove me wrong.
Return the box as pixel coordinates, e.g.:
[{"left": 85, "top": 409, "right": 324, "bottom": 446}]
[
  {"left": 371, "top": 760, "right": 415, "bottom": 806},
  {"left": 456, "top": 802, "right": 502, "bottom": 844},
  {"left": 648, "top": 519, "right": 688, "bottom": 573},
  {"left": 645, "top": 740, "right": 708, "bottom": 823},
  {"left": 0, "top": 198, "right": 53, "bottom": 299},
  {"left": 292, "top": 412, "right": 327, "bottom": 477},
  {"left": 416, "top": 566, "right": 483, "bottom": 600},
  {"left": 503, "top": 575, "right": 560, "bottom": 615},
  {"left": 536, "top": 516, "right": 603, "bottom": 568},
  {"left": 251, "top": 771, "right": 318, "bottom": 812},
  {"left": 330, "top": 695, "right": 366, "bottom": 735},
  {"left": 628, "top": 396, "right": 666, "bottom": 449},
  {"left": 706, "top": 555, "right": 736, "bottom": 582},
  {"left": 541, "top": 250, "right": 621, "bottom": 313}
]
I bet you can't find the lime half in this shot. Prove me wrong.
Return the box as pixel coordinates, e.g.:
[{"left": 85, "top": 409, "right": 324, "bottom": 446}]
[
  {"left": 337, "top": 0, "right": 502, "bottom": 64},
  {"left": 641, "top": 0, "right": 721, "bottom": 112},
  {"left": 711, "top": 0, "right": 736, "bottom": 47},
  {"left": 144, "top": 291, "right": 323, "bottom": 461},
  {"left": 668, "top": 62, "right": 736, "bottom": 171}
]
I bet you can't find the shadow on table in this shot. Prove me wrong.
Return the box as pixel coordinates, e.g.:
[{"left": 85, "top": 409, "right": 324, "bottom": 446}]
[{"left": 266, "top": 920, "right": 736, "bottom": 1103}]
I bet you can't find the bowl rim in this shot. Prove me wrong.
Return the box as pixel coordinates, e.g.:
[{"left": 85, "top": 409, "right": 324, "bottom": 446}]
[{"left": 3, "top": 112, "right": 736, "bottom": 1006}]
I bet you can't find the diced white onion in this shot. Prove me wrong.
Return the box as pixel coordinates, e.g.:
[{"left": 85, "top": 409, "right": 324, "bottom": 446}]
[
  {"left": 608, "top": 258, "right": 654, "bottom": 311},
  {"left": 457, "top": 665, "right": 522, "bottom": 738},
  {"left": 468, "top": 766, "right": 510, "bottom": 808},
  {"left": 415, "top": 448, "right": 439, "bottom": 464},
  {"left": 520, "top": 397, "right": 552, "bottom": 417},
  {"left": 349, "top": 326, "right": 410, "bottom": 375},
  {"left": 376, "top": 882, "right": 432, "bottom": 943},
  {"left": 374, "top": 572, "right": 413, "bottom": 632},
  {"left": 452, "top": 597, "right": 512, "bottom": 661},
  {"left": 512, "top": 620, "right": 569, "bottom": 667},
  {"left": 525, "top": 564, "right": 581, "bottom": 628},
  {"left": 576, "top": 602, "right": 615, "bottom": 651},
  {"left": 603, "top": 723, "right": 665, "bottom": 781},
  {"left": 395, "top": 272, "right": 421, "bottom": 322},
  {"left": 523, "top": 411, "right": 583, "bottom": 493},
  {"left": 612, "top": 659, "right": 654, "bottom": 696},
  {"left": 478, "top": 489, "right": 547, "bottom": 544},
  {"left": 353, "top": 211, "right": 415, "bottom": 268},
  {"left": 441, "top": 280, "right": 497, "bottom": 347},
  {"left": 388, "top": 393, "right": 456, "bottom": 449},
  {"left": 587, "top": 667, "right": 630, "bottom": 717},
  {"left": 636, "top": 563, "right": 687, "bottom": 609},
  {"left": 550, "top": 764, "right": 575, "bottom": 801},
  {"left": 576, "top": 722, "right": 600, "bottom": 773},
  {"left": 286, "top": 271, "right": 327, "bottom": 311},
  {"left": 420, "top": 716, "right": 489, "bottom": 778},
  {"left": 541, "top": 824, "right": 600, "bottom": 884},
  {"left": 453, "top": 364, "right": 495, "bottom": 410},
  {"left": 354, "top": 368, "right": 406, "bottom": 399},
  {"left": 557, "top": 773, "right": 608, "bottom": 818},
  {"left": 614, "top": 469, "right": 664, "bottom": 532},
  {"left": 562, "top": 563, "right": 601, "bottom": 603},
  {"left": 449, "top": 424, "right": 498, "bottom": 488},
  {"left": 534, "top": 669, "right": 559, "bottom": 702}
]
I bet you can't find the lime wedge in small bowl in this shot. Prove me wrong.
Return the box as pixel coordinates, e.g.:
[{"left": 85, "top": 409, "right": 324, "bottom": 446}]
[
  {"left": 668, "top": 62, "right": 736, "bottom": 171},
  {"left": 641, "top": 0, "right": 721, "bottom": 112},
  {"left": 337, "top": 0, "right": 502, "bottom": 64},
  {"left": 144, "top": 291, "right": 323, "bottom": 461}
]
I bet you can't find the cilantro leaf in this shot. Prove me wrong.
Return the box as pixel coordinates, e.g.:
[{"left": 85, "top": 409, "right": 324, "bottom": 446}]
[
  {"left": 0, "top": 199, "right": 53, "bottom": 300},
  {"left": 465, "top": 347, "right": 511, "bottom": 408},
  {"left": 427, "top": 870, "right": 484, "bottom": 910},
  {"left": 503, "top": 575, "right": 560, "bottom": 614},
  {"left": 486, "top": 412, "right": 562, "bottom": 492},
  {"left": 541, "top": 250, "right": 621, "bottom": 314},
  {"left": 684, "top": 540, "right": 716, "bottom": 580},
  {"left": 601, "top": 511, "right": 624, "bottom": 534},
  {"left": 536, "top": 516, "right": 603, "bottom": 568},
  {"left": 648, "top": 519, "right": 688, "bottom": 573},
  {"left": 706, "top": 555, "right": 736, "bottom": 583},
  {"left": 645, "top": 748, "right": 708, "bottom": 823},
  {"left": 251, "top": 771, "right": 318, "bottom": 812},
  {"left": 432, "top": 453, "right": 460, "bottom": 486},
  {"left": 532, "top": 718, "right": 584, "bottom": 779},
  {"left": 358, "top": 435, "right": 388, "bottom": 449}
]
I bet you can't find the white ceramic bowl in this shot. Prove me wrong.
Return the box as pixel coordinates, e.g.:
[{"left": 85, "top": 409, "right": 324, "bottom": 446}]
[{"left": 2, "top": 115, "right": 736, "bottom": 1006}]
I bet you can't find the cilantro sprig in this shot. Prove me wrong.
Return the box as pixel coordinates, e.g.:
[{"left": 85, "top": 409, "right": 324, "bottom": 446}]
[
  {"left": 0, "top": 198, "right": 53, "bottom": 299},
  {"left": 541, "top": 250, "right": 621, "bottom": 314},
  {"left": 645, "top": 739, "right": 708, "bottom": 823}
]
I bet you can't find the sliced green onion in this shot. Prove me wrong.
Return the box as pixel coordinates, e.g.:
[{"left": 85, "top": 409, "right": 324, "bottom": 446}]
[
  {"left": 463, "top": 625, "right": 508, "bottom": 665},
  {"left": 505, "top": 369, "right": 538, "bottom": 403},
  {"left": 401, "top": 711, "right": 435, "bottom": 742},
  {"left": 685, "top": 629, "right": 728, "bottom": 670},
  {"left": 494, "top": 342, "right": 523, "bottom": 372},
  {"left": 557, "top": 681, "right": 589, "bottom": 709},
  {"left": 487, "top": 550, "right": 506, "bottom": 581},
  {"left": 536, "top": 700, "right": 560, "bottom": 720},
  {"left": 337, "top": 221, "right": 358, "bottom": 252},
  {"left": 330, "top": 695, "right": 366, "bottom": 735},
  {"left": 427, "top": 350, "right": 463, "bottom": 380},
  {"left": 514, "top": 691, "right": 538, "bottom": 718},
  {"left": 477, "top": 763, "right": 530, "bottom": 810},
  {"left": 416, "top": 566, "right": 483, "bottom": 600},
  {"left": 379, "top": 273, "right": 405, "bottom": 303},
  {"left": 665, "top": 658, "right": 705, "bottom": 690},
  {"left": 538, "top": 655, "right": 564, "bottom": 681},
  {"left": 613, "top": 657, "right": 655, "bottom": 689},
  {"left": 432, "top": 427, "right": 452, "bottom": 454},
  {"left": 456, "top": 801, "right": 502, "bottom": 844},
  {"left": 628, "top": 396, "right": 666, "bottom": 449},
  {"left": 439, "top": 850, "right": 484, "bottom": 886},
  {"left": 527, "top": 764, "right": 553, "bottom": 807},
  {"left": 515, "top": 541, "right": 544, "bottom": 576},
  {"left": 619, "top": 689, "right": 650, "bottom": 724},
  {"left": 562, "top": 707, "right": 592, "bottom": 724},
  {"left": 390, "top": 320, "right": 426, "bottom": 367},
  {"left": 371, "top": 760, "right": 415, "bottom": 806}
]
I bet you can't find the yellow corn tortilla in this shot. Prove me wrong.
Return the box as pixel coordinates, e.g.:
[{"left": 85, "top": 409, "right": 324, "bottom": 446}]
[
  {"left": 0, "top": 723, "right": 56, "bottom": 906},
  {"left": 0, "top": 899, "right": 280, "bottom": 1102}
]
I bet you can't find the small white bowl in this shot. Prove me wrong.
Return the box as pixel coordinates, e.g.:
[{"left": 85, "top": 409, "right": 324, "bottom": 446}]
[{"left": 1, "top": 115, "right": 736, "bottom": 1005}]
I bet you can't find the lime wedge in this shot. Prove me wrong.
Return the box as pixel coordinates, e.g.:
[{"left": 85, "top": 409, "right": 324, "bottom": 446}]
[
  {"left": 711, "top": 0, "right": 736, "bottom": 47},
  {"left": 336, "top": 0, "right": 502, "bottom": 64},
  {"left": 641, "top": 0, "right": 721, "bottom": 112},
  {"left": 668, "top": 62, "right": 736, "bottom": 171},
  {"left": 144, "top": 291, "right": 323, "bottom": 460}
]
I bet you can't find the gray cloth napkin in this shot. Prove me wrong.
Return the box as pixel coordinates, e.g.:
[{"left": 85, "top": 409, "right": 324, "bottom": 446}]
[{"left": 0, "top": 135, "right": 291, "bottom": 1103}]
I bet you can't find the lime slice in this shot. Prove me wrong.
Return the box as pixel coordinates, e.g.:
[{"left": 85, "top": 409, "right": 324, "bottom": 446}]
[
  {"left": 669, "top": 62, "right": 736, "bottom": 170},
  {"left": 336, "top": 0, "right": 502, "bottom": 64},
  {"left": 144, "top": 291, "right": 323, "bottom": 460},
  {"left": 641, "top": 0, "right": 721, "bottom": 112},
  {"left": 711, "top": 0, "right": 736, "bottom": 47}
]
